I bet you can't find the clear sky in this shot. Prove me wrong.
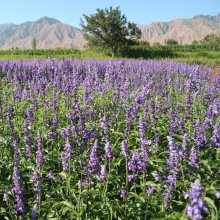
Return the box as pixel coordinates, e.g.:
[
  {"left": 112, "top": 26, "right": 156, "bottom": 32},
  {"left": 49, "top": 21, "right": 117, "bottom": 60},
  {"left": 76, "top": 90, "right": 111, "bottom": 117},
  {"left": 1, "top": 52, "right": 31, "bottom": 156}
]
[{"left": 1, "top": 0, "right": 219, "bottom": 29}]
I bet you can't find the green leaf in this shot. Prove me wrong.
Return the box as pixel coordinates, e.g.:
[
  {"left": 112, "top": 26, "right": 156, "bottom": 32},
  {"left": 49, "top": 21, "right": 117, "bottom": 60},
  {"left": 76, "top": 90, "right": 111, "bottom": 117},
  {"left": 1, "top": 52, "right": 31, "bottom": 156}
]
[
  {"left": 60, "top": 201, "right": 75, "bottom": 211},
  {"left": 204, "top": 197, "right": 219, "bottom": 220}
]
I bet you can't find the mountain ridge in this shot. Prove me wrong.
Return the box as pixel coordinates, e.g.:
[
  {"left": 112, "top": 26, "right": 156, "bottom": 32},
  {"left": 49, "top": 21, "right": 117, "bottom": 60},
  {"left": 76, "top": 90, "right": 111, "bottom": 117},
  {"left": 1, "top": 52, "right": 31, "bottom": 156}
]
[
  {"left": 141, "top": 13, "right": 220, "bottom": 45},
  {"left": 0, "top": 14, "right": 220, "bottom": 49},
  {"left": 0, "top": 17, "right": 86, "bottom": 50}
]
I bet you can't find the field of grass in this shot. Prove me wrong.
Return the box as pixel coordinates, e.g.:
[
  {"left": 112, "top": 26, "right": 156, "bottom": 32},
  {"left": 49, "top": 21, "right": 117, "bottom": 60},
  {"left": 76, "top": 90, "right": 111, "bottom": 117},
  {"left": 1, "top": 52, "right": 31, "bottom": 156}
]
[
  {"left": 0, "top": 48, "right": 220, "bottom": 67},
  {"left": 0, "top": 58, "right": 219, "bottom": 219}
]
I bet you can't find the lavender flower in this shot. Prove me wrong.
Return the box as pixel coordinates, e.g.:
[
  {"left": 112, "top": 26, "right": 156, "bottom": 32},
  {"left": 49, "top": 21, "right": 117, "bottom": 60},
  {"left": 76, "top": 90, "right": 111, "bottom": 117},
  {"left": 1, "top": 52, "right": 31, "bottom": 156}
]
[
  {"left": 163, "top": 174, "right": 177, "bottom": 210},
  {"left": 32, "top": 168, "right": 42, "bottom": 204},
  {"left": 182, "top": 132, "right": 189, "bottom": 158},
  {"left": 31, "top": 204, "right": 38, "bottom": 220},
  {"left": 103, "top": 142, "right": 114, "bottom": 161},
  {"left": 99, "top": 164, "right": 107, "bottom": 182},
  {"left": 210, "top": 123, "right": 220, "bottom": 148},
  {"left": 165, "top": 136, "right": 182, "bottom": 173},
  {"left": 121, "top": 140, "right": 130, "bottom": 158},
  {"left": 120, "top": 186, "right": 129, "bottom": 200},
  {"left": 60, "top": 152, "right": 69, "bottom": 173},
  {"left": 46, "top": 171, "right": 56, "bottom": 182},
  {"left": 216, "top": 191, "right": 220, "bottom": 199},
  {"left": 138, "top": 115, "right": 147, "bottom": 144},
  {"left": 148, "top": 187, "right": 157, "bottom": 195},
  {"left": 22, "top": 119, "right": 32, "bottom": 157},
  {"left": 3, "top": 192, "right": 10, "bottom": 205},
  {"left": 61, "top": 125, "right": 72, "bottom": 139},
  {"left": 189, "top": 147, "right": 199, "bottom": 169},
  {"left": 100, "top": 115, "right": 110, "bottom": 142},
  {"left": 84, "top": 139, "right": 101, "bottom": 185},
  {"left": 128, "top": 150, "right": 144, "bottom": 182},
  {"left": 184, "top": 179, "right": 209, "bottom": 220},
  {"left": 152, "top": 170, "right": 162, "bottom": 182},
  {"left": 64, "top": 137, "right": 75, "bottom": 159},
  {"left": 11, "top": 141, "right": 27, "bottom": 218},
  {"left": 36, "top": 130, "right": 46, "bottom": 169}
]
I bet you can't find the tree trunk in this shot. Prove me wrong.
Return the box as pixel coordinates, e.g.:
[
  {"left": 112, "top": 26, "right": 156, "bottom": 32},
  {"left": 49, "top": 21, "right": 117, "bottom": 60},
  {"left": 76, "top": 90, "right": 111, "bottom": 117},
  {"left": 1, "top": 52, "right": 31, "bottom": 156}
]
[{"left": 112, "top": 48, "right": 116, "bottom": 58}]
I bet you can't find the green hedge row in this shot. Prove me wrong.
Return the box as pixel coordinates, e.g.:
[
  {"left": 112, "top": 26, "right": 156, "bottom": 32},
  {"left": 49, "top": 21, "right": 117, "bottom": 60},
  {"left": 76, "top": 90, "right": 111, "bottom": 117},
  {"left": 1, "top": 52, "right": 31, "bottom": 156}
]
[{"left": 0, "top": 48, "right": 81, "bottom": 56}]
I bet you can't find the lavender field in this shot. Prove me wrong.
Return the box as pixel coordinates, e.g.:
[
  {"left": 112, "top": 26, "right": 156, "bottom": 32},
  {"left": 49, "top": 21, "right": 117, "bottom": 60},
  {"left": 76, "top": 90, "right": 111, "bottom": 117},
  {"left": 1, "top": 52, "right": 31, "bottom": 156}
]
[{"left": 0, "top": 58, "right": 219, "bottom": 219}]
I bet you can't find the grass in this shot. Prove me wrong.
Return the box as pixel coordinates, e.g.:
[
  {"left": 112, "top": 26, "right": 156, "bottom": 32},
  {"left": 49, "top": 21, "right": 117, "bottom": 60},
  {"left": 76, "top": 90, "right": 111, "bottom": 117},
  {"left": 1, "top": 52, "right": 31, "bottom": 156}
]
[
  {"left": 165, "top": 51, "right": 220, "bottom": 66},
  {"left": 0, "top": 49, "right": 220, "bottom": 67}
]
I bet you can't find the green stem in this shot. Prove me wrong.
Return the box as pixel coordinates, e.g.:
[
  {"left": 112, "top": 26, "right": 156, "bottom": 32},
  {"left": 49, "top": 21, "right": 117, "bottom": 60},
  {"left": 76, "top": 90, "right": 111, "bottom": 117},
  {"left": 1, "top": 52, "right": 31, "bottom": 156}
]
[
  {"left": 125, "top": 155, "right": 128, "bottom": 219},
  {"left": 86, "top": 182, "right": 90, "bottom": 211},
  {"left": 180, "top": 160, "right": 188, "bottom": 192},
  {"left": 145, "top": 195, "right": 151, "bottom": 220}
]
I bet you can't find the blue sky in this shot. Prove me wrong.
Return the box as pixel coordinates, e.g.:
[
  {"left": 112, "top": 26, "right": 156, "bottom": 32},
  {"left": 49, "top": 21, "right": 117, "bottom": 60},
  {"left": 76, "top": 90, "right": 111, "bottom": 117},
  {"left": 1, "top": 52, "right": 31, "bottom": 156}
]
[{"left": 1, "top": 0, "right": 219, "bottom": 29}]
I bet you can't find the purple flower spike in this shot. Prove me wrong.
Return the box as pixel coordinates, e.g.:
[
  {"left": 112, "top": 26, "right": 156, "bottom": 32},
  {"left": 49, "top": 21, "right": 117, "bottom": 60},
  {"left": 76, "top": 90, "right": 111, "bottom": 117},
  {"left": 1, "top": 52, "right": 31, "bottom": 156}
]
[
  {"left": 185, "top": 179, "right": 209, "bottom": 220},
  {"left": 46, "top": 171, "right": 56, "bottom": 181},
  {"left": 84, "top": 139, "right": 101, "bottom": 185},
  {"left": 216, "top": 191, "right": 220, "bottom": 199},
  {"left": 163, "top": 174, "right": 177, "bottom": 210},
  {"left": 3, "top": 192, "right": 10, "bottom": 205},
  {"left": 11, "top": 141, "right": 28, "bottom": 218},
  {"left": 36, "top": 130, "right": 46, "bottom": 169},
  {"left": 152, "top": 170, "right": 162, "bottom": 182},
  {"left": 31, "top": 204, "right": 38, "bottom": 220},
  {"left": 121, "top": 140, "right": 130, "bottom": 158},
  {"left": 128, "top": 150, "right": 144, "bottom": 182},
  {"left": 99, "top": 164, "right": 107, "bottom": 182},
  {"left": 148, "top": 187, "right": 157, "bottom": 195},
  {"left": 120, "top": 186, "right": 129, "bottom": 200}
]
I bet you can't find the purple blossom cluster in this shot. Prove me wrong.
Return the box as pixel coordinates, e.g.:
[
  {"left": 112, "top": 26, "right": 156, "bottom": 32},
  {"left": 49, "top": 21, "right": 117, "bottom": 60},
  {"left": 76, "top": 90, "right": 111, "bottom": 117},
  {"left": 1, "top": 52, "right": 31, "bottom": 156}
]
[
  {"left": 163, "top": 174, "right": 177, "bottom": 210},
  {"left": 184, "top": 179, "right": 209, "bottom": 220},
  {"left": 31, "top": 168, "right": 42, "bottom": 204},
  {"left": 84, "top": 139, "right": 101, "bottom": 185},
  {"left": 128, "top": 150, "right": 144, "bottom": 181},
  {"left": 36, "top": 130, "right": 46, "bottom": 169},
  {"left": 1, "top": 58, "right": 219, "bottom": 218},
  {"left": 11, "top": 141, "right": 28, "bottom": 218}
]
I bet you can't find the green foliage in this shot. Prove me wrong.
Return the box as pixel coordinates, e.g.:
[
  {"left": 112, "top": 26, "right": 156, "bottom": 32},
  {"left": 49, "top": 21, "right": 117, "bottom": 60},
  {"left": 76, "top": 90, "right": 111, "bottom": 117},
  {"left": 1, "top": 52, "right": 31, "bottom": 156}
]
[
  {"left": 32, "top": 37, "right": 36, "bottom": 49},
  {"left": 165, "top": 39, "right": 178, "bottom": 45},
  {"left": 153, "top": 42, "right": 161, "bottom": 47},
  {"left": 80, "top": 6, "right": 141, "bottom": 57},
  {"left": 200, "top": 34, "right": 220, "bottom": 45},
  {"left": 0, "top": 44, "right": 220, "bottom": 66},
  {"left": 191, "top": 40, "right": 199, "bottom": 45},
  {"left": 0, "top": 48, "right": 80, "bottom": 56},
  {"left": 138, "top": 40, "right": 150, "bottom": 46}
]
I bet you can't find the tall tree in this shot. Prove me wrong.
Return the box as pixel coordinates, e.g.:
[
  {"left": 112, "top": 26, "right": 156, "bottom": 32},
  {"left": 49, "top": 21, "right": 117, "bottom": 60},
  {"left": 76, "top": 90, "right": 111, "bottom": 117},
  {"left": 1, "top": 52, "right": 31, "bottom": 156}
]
[
  {"left": 80, "top": 7, "right": 141, "bottom": 57},
  {"left": 32, "top": 37, "right": 36, "bottom": 49}
]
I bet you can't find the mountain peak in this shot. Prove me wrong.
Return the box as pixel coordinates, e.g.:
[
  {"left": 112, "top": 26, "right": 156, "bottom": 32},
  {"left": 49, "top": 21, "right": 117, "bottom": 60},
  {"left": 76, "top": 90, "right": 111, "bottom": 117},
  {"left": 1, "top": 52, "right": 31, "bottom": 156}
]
[
  {"left": 35, "top": 16, "right": 61, "bottom": 25},
  {"left": 192, "top": 13, "right": 220, "bottom": 23}
]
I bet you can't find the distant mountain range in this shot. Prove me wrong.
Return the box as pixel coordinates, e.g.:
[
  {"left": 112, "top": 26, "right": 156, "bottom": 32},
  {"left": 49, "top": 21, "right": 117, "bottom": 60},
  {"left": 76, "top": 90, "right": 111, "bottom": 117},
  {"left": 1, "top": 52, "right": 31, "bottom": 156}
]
[
  {"left": 141, "top": 13, "right": 220, "bottom": 45},
  {"left": 0, "top": 13, "right": 220, "bottom": 50},
  {"left": 0, "top": 17, "right": 86, "bottom": 50}
]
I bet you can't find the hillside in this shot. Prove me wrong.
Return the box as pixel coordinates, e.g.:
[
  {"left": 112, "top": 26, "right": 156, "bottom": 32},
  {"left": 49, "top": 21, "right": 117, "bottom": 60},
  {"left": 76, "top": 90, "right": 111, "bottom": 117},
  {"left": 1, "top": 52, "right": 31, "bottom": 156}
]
[
  {"left": 141, "top": 13, "right": 220, "bottom": 45},
  {"left": 0, "top": 17, "right": 86, "bottom": 50}
]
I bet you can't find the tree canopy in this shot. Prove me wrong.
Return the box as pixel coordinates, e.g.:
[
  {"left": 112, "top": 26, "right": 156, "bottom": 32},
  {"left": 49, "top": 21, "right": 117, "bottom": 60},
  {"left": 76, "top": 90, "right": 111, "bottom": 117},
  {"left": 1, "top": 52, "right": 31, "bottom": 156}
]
[
  {"left": 200, "top": 34, "right": 220, "bottom": 44},
  {"left": 80, "top": 7, "right": 141, "bottom": 57},
  {"left": 165, "top": 39, "right": 178, "bottom": 45}
]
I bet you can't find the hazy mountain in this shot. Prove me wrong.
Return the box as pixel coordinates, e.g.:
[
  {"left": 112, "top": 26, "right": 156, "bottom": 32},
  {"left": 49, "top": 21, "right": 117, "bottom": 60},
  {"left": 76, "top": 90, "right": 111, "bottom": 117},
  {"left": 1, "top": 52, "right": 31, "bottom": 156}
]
[
  {"left": 141, "top": 13, "right": 220, "bottom": 45},
  {"left": 0, "top": 23, "right": 16, "bottom": 31},
  {"left": 0, "top": 14, "right": 220, "bottom": 49},
  {"left": 0, "top": 17, "right": 86, "bottom": 50}
]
